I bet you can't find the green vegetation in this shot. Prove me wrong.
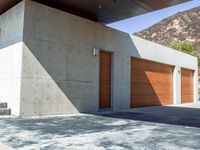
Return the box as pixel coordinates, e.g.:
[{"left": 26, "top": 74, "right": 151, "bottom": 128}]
[
  {"left": 170, "top": 40, "right": 200, "bottom": 66},
  {"left": 198, "top": 57, "right": 200, "bottom": 66},
  {"left": 170, "top": 40, "right": 180, "bottom": 51},
  {"left": 170, "top": 40, "right": 193, "bottom": 55}
]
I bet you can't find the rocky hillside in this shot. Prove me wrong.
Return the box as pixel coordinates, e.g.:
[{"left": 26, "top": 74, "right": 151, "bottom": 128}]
[{"left": 134, "top": 6, "right": 200, "bottom": 56}]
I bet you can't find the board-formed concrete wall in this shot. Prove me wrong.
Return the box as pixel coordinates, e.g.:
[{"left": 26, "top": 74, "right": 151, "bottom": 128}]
[{"left": 0, "top": 1, "right": 24, "bottom": 116}]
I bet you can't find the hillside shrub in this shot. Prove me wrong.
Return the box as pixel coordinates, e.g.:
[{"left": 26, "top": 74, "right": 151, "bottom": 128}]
[
  {"left": 170, "top": 40, "right": 193, "bottom": 55},
  {"left": 170, "top": 40, "right": 200, "bottom": 65}
]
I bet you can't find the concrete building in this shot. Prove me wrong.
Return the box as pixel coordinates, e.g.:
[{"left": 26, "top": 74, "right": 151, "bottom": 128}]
[{"left": 0, "top": 0, "right": 198, "bottom": 116}]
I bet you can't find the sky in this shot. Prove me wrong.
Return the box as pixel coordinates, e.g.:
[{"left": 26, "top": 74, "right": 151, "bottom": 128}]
[{"left": 107, "top": 0, "right": 200, "bottom": 34}]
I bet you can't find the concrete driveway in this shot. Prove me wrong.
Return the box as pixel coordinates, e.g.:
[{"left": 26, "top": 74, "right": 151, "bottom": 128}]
[{"left": 1, "top": 104, "right": 200, "bottom": 150}]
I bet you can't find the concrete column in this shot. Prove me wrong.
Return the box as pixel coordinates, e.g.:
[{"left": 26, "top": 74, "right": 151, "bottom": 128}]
[
  {"left": 173, "top": 66, "right": 181, "bottom": 105},
  {"left": 193, "top": 69, "right": 199, "bottom": 103}
]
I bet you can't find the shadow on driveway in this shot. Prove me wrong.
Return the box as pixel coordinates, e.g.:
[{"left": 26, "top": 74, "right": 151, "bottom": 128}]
[
  {"left": 100, "top": 106, "right": 200, "bottom": 128},
  {"left": 1, "top": 105, "right": 200, "bottom": 149}
]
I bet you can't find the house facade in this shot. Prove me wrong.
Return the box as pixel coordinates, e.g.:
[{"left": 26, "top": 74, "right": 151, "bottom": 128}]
[{"left": 0, "top": 0, "right": 198, "bottom": 116}]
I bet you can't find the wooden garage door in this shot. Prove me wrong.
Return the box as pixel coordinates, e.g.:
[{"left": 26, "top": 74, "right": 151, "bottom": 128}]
[
  {"left": 131, "top": 57, "right": 173, "bottom": 107},
  {"left": 181, "top": 68, "right": 193, "bottom": 103},
  {"left": 99, "top": 51, "right": 112, "bottom": 109}
]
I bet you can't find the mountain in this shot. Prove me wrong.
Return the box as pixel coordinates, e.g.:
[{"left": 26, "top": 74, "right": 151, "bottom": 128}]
[{"left": 134, "top": 6, "right": 200, "bottom": 56}]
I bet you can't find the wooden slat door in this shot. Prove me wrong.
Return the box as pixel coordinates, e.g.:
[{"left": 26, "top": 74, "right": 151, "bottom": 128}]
[
  {"left": 181, "top": 68, "right": 193, "bottom": 103},
  {"left": 99, "top": 51, "right": 111, "bottom": 109},
  {"left": 131, "top": 57, "right": 173, "bottom": 107}
]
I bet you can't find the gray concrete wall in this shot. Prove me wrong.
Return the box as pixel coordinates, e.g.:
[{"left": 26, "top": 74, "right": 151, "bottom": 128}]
[
  {"left": 21, "top": 0, "right": 138, "bottom": 116},
  {"left": 0, "top": 1, "right": 24, "bottom": 48},
  {"left": 19, "top": 0, "right": 198, "bottom": 116},
  {"left": 0, "top": 1, "right": 24, "bottom": 116}
]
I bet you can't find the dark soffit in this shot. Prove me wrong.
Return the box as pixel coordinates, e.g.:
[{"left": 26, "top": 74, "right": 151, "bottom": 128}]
[{"left": 0, "top": 0, "right": 191, "bottom": 24}]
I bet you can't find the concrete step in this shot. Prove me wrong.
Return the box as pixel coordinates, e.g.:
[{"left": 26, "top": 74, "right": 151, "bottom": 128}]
[
  {"left": 0, "top": 108, "right": 11, "bottom": 115},
  {"left": 0, "top": 102, "right": 7, "bottom": 108}
]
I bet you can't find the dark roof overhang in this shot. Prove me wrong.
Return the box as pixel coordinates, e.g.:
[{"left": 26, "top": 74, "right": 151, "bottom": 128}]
[{"left": 0, "top": 0, "right": 190, "bottom": 24}]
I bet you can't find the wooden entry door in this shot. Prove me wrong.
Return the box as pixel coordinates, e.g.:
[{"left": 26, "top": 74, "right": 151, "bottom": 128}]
[
  {"left": 99, "top": 51, "right": 112, "bottom": 109},
  {"left": 181, "top": 68, "right": 194, "bottom": 103},
  {"left": 131, "top": 57, "right": 173, "bottom": 107}
]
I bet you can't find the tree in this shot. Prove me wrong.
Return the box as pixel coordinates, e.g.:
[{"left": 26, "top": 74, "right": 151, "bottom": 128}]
[
  {"left": 197, "top": 56, "right": 200, "bottom": 66},
  {"left": 170, "top": 40, "right": 193, "bottom": 55},
  {"left": 170, "top": 40, "right": 180, "bottom": 51},
  {"left": 170, "top": 40, "right": 200, "bottom": 66}
]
